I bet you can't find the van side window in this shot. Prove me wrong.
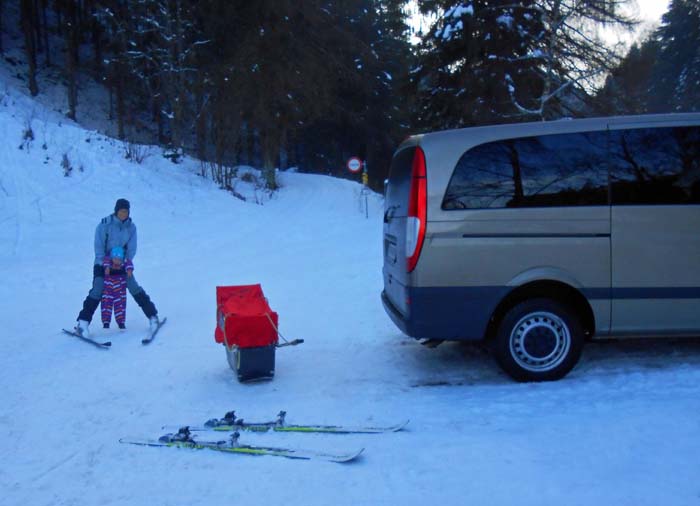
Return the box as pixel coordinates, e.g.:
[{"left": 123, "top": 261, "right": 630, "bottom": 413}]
[
  {"left": 443, "top": 131, "right": 609, "bottom": 209},
  {"left": 609, "top": 126, "right": 700, "bottom": 205}
]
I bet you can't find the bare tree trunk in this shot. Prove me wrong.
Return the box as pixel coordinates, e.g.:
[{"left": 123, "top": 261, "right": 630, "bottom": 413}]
[
  {"left": 278, "top": 128, "right": 288, "bottom": 171},
  {"left": 168, "top": 0, "right": 185, "bottom": 153},
  {"left": 0, "top": 0, "right": 4, "bottom": 54},
  {"left": 154, "top": 91, "right": 165, "bottom": 144},
  {"left": 209, "top": 99, "right": 226, "bottom": 187},
  {"left": 108, "top": 80, "right": 113, "bottom": 120},
  {"left": 21, "top": 0, "right": 39, "bottom": 96},
  {"left": 64, "top": 0, "right": 78, "bottom": 120},
  {"left": 116, "top": 66, "right": 125, "bottom": 139},
  {"left": 261, "top": 128, "right": 280, "bottom": 190},
  {"left": 113, "top": 0, "right": 128, "bottom": 140},
  {"left": 195, "top": 72, "right": 207, "bottom": 161},
  {"left": 33, "top": 0, "right": 43, "bottom": 55},
  {"left": 41, "top": 0, "right": 50, "bottom": 65},
  {"left": 213, "top": 113, "right": 225, "bottom": 172},
  {"left": 539, "top": 0, "right": 562, "bottom": 120},
  {"left": 91, "top": 8, "right": 102, "bottom": 71},
  {"left": 211, "top": 84, "right": 240, "bottom": 179},
  {"left": 239, "top": 122, "right": 249, "bottom": 166},
  {"left": 77, "top": 0, "right": 84, "bottom": 30}
]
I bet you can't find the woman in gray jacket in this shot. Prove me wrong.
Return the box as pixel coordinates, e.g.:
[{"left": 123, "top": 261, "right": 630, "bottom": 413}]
[{"left": 74, "top": 199, "right": 159, "bottom": 338}]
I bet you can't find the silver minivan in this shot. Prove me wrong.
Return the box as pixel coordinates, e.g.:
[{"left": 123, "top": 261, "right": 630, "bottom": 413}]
[{"left": 382, "top": 113, "right": 700, "bottom": 381}]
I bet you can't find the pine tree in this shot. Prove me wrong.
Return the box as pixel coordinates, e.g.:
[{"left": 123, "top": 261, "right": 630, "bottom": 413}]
[
  {"left": 595, "top": 37, "right": 659, "bottom": 115},
  {"left": 649, "top": 0, "right": 700, "bottom": 112},
  {"left": 413, "top": 0, "right": 635, "bottom": 129},
  {"left": 413, "top": 1, "right": 551, "bottom": 128}
]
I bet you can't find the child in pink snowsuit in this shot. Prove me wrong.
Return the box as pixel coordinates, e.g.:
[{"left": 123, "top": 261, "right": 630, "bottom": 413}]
[{"left": 101, "top": 246, "right": 133, "bottom": 329}]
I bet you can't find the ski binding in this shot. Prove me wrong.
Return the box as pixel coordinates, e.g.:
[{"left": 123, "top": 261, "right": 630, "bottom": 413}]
[
  {"left": 166, "top": 410, "right": 409, "bottom": 434},
  {"left": 142, "top": 316, "right": 167, "bottom": 345},
  {"left": 120, "top": 427, "right": 363, "bottom": 463}
]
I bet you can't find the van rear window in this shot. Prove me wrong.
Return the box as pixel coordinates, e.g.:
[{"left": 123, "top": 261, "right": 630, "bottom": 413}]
[
  {"left": 386, "top": 147, "right": 416, "bottom": 216},
  {"left": 443, "top": 131, "right": 609, "bottom": 209}
]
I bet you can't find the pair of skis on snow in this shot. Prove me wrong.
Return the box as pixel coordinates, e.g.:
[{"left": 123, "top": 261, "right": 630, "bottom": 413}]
[
  {"left": 61, "top": 317, "right": 167, "bottom": 348},
  {"left": 120, "top": 410, "right": 409, "bottom": 463}
]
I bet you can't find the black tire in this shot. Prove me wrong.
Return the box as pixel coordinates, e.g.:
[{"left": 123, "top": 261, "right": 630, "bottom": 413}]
[{"left": 493, "top": 298, "right": 584, "bottom": 382}]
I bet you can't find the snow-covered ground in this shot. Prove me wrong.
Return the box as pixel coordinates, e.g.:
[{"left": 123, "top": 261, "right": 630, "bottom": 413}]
[{"left": 1, "top": 63, "right": 700, "bottom": 506}]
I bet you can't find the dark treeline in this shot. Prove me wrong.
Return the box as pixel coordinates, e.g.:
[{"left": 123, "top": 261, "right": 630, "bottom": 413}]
[
  {"left": 14, "top": 0, "right": 412, "bottom": 190},
  {"left": 7, "top": 0, "right": 700, "bottom": 190}
]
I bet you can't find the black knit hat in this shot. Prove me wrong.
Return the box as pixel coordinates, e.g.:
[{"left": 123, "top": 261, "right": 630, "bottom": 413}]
[{"left": 114, "top": 198, "right": 130, "bottom": 213}]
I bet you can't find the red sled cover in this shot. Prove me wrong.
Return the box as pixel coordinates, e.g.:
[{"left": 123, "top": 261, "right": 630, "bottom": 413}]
[{"left": 215, "top": 284, "right": 278, "bottom": 349}]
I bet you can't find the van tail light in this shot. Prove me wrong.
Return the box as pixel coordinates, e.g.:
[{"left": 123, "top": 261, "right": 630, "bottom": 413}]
[{"left": 406, "top": 147, "right": 427, "bottom": 273}]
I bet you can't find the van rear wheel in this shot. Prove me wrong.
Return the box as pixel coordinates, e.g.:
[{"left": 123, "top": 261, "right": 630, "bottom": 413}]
[{"left": 494, "top": 298, "right": 584, "bottom": 382}]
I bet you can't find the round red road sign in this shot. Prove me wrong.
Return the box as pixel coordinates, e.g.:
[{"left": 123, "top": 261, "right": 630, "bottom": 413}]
[{"left": 347, "top": 157, "right": 363, "bottom": 173}]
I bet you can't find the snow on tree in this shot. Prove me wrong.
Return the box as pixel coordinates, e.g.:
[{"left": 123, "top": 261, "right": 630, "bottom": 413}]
[{"left": 412, "top": 0, "right": 635, "bottom": 129}]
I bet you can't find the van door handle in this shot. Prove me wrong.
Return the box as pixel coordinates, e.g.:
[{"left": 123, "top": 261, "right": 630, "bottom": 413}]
[{"left": 384, "top": 205, "right": 398, "bottom": 223}]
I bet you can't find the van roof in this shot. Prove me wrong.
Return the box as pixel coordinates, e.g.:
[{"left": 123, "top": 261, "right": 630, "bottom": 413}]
[{"left": 400, "top": 112, "right": 700, "bottom": 152}]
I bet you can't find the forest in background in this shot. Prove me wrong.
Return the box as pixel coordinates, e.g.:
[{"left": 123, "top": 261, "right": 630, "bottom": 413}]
[{"left": 2, "top": 0, "right": 699, "bottom": 190}]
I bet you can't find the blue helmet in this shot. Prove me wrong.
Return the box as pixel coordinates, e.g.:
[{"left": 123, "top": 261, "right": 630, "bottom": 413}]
[{"left": 110, "top": 246, "right": 125, "bottom": 260}]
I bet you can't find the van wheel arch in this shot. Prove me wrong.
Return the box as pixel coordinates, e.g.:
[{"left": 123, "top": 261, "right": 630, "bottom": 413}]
[{"left": 486, "top": 281, "right": 595, "bottom": 342}]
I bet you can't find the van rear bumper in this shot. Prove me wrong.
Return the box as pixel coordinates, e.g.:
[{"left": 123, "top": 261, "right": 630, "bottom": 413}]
[{"left": 381, "top": 286, "right": 507, "bottom": 341}]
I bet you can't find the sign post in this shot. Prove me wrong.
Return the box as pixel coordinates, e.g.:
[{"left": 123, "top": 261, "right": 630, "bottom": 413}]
[{"left": 347, "top": 156, "right": 369, "bottom": 219}]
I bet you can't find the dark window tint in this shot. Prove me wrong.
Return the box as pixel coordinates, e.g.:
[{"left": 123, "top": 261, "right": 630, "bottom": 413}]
[
  {"left": 386, "top": 147, "right": 416, "bottom": 217},
  {"left": 609, "top": 126, "right": 700, "bottom": 205},
  {"left": 443, "top": 131, "right": 609, "bottom": 209}
]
